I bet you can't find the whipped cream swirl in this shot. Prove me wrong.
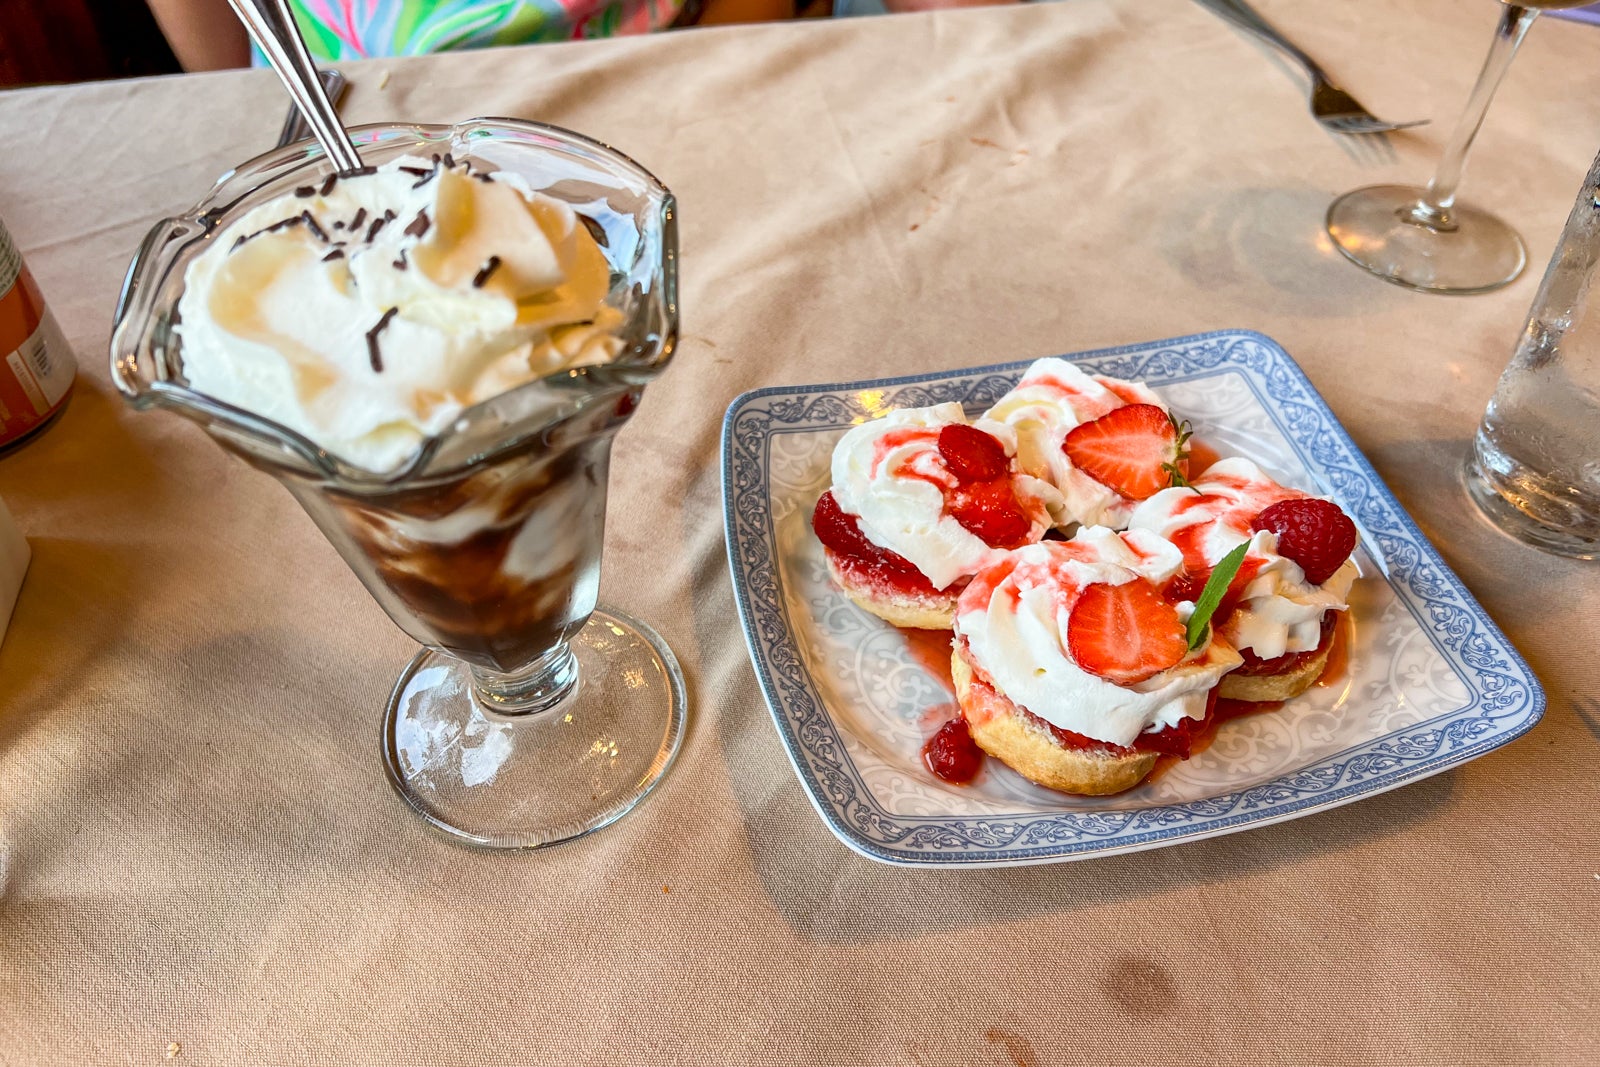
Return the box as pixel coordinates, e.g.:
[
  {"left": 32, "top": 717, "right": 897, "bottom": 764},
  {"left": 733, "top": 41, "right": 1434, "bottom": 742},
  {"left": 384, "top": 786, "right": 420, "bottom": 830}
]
[
  {"left": 1129, "top": 457, "right": 1358, "bottom": 660},
  {"left": 830, "top": 403, "right": 1059, "bottom": 591},
  {"left": 176, "top": 156, "right": 620, "bottom": 473},
  {"left": 982, "top": 357, "right": 1166, "bottom": 530},
  {"left": 955, "top": 527, "right": 1241, "bottom": 747}
]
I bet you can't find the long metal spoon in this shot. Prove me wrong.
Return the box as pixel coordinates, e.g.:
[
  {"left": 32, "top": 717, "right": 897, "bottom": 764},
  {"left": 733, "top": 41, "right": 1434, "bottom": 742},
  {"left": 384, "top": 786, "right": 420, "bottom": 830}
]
[
  {"left": 226, "top": 0, "right": 363, "bottom": 173},
  {"left": 277, "top": 69, "right": 347, "bottom": 150}
]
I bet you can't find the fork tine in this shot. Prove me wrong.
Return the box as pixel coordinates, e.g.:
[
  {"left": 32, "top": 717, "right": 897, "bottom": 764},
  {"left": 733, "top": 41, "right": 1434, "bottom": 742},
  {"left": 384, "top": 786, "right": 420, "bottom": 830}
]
[{"left": 1324, "top": 116, "right": 1430, "bottom": 136}]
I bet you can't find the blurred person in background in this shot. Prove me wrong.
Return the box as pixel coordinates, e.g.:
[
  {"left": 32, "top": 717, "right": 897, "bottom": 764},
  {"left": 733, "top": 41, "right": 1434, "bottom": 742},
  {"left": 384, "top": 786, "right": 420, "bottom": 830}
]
[{"left": 146, "top": 0, "right": 798, "bottom": 70}]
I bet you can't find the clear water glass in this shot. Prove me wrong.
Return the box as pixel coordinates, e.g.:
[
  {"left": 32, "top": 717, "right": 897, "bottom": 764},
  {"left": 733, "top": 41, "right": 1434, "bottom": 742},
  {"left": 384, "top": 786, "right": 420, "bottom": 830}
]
[{"left": 1465, "top": 143, "right": 1600, "bottom": 559}]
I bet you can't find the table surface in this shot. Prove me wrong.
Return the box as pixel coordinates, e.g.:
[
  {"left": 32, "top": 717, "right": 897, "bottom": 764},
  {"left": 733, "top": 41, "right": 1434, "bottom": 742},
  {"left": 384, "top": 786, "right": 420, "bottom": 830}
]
[{"left": 2, "top": 2, "right": 1598, "bottom": 1063}]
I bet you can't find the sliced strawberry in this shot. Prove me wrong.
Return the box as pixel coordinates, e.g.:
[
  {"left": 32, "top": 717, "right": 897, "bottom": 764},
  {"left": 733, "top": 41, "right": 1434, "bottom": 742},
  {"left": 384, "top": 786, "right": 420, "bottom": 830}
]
[
  {"left": 950, "top": 481, "right": 1033, "bottom": 549},
  {"left": 1067, "top": 580, "right": 1188, "bottom": 686},
  {"left": 1062, "top": 403, "right": 1190, "bottom": 501},
  {"left": 1250, "top": 498, "right": 1357, "bottom": 585},
  {"left": 937, "top": 424, "right": 1009, "bottom": 483},
  {"left": 1166, "top": 567, "right": 1208, "bottom": 605},
  {"left": 812, "top": 491, "right": 878, "bottom": 557},
  {"left": 812, "top": 492, "right": 937, "bottom": 593}
]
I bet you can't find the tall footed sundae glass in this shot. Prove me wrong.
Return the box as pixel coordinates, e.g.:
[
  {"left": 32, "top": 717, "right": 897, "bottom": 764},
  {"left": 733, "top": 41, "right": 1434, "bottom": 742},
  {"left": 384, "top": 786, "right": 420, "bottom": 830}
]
[{"left": 110, "top": 120, "right": 683, "bottom": 848}]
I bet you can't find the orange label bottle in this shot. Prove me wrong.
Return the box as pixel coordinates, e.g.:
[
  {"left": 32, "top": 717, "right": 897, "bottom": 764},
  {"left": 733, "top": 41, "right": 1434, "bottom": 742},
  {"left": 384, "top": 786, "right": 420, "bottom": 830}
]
[{"left": 0, "top": 219, "right": 74, "bottom": 451}]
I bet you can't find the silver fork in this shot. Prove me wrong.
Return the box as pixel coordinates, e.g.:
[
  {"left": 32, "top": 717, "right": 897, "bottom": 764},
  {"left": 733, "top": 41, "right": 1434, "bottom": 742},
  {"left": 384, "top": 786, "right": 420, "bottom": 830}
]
[{"left": 1193, "top": 0, "right": 1428, "bottom": 136}]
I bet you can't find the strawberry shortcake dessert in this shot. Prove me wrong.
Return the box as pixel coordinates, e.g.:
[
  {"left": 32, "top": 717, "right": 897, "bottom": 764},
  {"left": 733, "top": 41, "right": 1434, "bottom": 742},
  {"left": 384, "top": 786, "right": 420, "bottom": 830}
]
[
  {"left": 983, "top": 358, "right": 1192, "bottom": 530},
  {"left": 947, "top": 527, "right": 1243, "bottom": 795},
  {"left": 1129, "top": 458, "right": 1359, "bottom": 702},
  {"left": 811, "top": 403, "right": 1060, "bottom": 629}
]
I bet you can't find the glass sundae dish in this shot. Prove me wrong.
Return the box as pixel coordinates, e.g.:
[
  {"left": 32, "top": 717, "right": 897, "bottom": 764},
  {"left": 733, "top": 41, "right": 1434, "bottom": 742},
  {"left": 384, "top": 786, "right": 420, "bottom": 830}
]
[{"left": 110, "top": 120, "right": 683, "bottom": 849}]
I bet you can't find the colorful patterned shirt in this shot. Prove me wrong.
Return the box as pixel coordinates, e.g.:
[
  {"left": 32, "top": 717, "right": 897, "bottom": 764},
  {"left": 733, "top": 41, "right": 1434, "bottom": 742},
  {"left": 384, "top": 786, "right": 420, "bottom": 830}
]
[{"left": 285, "top": 0, "right": 686, "bottom": 59}]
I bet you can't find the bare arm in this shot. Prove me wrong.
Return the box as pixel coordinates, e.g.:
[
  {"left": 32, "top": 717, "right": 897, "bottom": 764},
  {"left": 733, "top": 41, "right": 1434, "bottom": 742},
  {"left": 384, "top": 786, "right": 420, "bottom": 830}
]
[
  {"left": 696, "top": 0, "right": 794, "bottom": 26},
  {"left": 145, "top": 0, "right": 250, "bottom": 71}
]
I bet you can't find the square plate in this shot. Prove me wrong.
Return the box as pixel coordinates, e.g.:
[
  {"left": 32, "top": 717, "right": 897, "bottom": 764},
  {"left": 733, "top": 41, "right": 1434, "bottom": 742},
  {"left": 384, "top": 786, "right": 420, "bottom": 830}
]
[{"left": 720, "top": 331, "right": 1545, "bottom": 867}]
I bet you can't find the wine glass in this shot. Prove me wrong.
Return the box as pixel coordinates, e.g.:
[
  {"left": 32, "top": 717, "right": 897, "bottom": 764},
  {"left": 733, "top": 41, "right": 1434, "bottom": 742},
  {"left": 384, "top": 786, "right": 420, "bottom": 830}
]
[
  {"left": 111, "top": 120, "right": 686, "bottom": 849},
  {"left": 1325, "top": 2, "right": 1588, "bottom": 294}
]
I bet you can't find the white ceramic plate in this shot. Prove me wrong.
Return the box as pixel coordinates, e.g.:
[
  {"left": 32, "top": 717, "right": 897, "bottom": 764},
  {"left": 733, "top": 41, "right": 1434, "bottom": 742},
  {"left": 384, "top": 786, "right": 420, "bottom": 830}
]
[{"left": 721, "top": 331, "right": 1544, "bottom": 867}]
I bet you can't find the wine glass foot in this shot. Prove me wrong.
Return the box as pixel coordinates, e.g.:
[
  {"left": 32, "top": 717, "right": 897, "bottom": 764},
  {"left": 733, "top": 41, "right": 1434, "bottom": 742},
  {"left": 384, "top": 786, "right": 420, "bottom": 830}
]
[
  {"left": 1326, "top": 184, "right": 1526, "bottom": 294},
  {"left": 381, "top": 606, "right": 687, "bottom": 849}
]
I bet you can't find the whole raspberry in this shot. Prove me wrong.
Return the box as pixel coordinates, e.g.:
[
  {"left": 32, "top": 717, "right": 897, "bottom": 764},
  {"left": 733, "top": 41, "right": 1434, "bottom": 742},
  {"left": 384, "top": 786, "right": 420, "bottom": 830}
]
[{"left": 1250, "top": 498, "right": 1357, "bottom": 585}]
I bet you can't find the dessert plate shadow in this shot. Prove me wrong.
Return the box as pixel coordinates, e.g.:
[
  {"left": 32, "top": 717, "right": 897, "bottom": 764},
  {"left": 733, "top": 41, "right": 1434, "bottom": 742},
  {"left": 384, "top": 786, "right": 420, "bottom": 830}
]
[{"left": 720, "top": 331, "right": 1544, "bottom": 867}]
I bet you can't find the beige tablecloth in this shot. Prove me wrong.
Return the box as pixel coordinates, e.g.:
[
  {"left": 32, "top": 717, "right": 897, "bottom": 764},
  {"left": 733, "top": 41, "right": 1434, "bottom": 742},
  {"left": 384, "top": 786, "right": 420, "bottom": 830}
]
[{"left": 2, "top": 2, "right": 1599, "bottom": 1063}]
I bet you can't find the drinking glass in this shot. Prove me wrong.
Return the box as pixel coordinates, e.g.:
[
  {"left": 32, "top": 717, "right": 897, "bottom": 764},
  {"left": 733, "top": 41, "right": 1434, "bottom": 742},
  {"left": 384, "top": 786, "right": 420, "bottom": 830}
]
[
  {"left": 1325, "top": 3, "right": 1588, "bottom": 294},
  {"left": 110, "top": 119, "right": 686, "bottom": 848},
  {"left": 1464, "top": 143, "right": 1600, "bottom": 559}
]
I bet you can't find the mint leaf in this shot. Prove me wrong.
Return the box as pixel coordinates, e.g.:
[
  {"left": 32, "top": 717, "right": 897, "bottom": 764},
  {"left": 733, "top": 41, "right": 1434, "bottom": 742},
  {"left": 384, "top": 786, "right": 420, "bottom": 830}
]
[{"left": 1185, "top": 541, "right": 1250, "bottom": 651}]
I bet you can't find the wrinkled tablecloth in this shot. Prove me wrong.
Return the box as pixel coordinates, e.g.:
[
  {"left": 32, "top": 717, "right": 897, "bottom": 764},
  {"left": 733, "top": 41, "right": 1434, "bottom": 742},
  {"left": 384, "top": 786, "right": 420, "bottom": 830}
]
[{"left": 2, "top": 2, "right": 1598, "bottom": 1062}]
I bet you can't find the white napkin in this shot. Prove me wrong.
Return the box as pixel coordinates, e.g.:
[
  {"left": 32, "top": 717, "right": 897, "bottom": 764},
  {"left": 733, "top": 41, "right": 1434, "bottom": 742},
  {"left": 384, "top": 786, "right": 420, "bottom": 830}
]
[{"left": 0, "top": 494, "right": 29, "bottom": 648}]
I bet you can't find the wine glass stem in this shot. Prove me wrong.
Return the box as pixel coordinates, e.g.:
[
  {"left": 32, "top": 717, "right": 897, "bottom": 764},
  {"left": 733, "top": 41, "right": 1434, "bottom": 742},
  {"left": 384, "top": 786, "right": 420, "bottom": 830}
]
[
  {"left": 1410, "top": 4, "right": 1539, "bottom": 231},
  {"left": 471, "top": 644, "right": 580, "bottom": 717}
]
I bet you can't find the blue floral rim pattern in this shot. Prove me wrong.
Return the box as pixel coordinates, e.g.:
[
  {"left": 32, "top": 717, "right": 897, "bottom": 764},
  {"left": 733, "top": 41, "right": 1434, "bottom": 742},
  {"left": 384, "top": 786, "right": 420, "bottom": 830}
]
[{"left": 719, "top": 330, "right": 1545, "bottom": 866}]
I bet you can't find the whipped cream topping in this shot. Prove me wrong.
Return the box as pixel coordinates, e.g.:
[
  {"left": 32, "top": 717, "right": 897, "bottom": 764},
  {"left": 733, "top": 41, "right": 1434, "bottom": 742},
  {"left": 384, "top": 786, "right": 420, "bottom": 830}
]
[
  {"left": 982, "top": 358, "right": 1166, "bottom": 530},
  {"left": 830, "top": 403, "right": 1060, "bottom": 591},
  {"left": 176, "top": 155, "right": 621, "bottom": 473},
  {"left": 955, "top": 527, "right": 1241, "bottom": 747},
  {"left": 1129, "top": 457, "right": 1358, "bottom": 659}
]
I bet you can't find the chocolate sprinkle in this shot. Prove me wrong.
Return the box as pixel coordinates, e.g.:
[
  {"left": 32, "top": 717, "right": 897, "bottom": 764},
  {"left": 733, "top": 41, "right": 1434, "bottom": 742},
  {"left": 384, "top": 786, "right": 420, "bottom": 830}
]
[
  {"left": 410, "top": 171, "right": 437, "bottom": 189},
  {"left": 263, "top": 215, "right": 306, "bottom": 236},
  {"left": 473, "top": 172, "right": 494, "bottom": 183},
  {"left": 403, "top": 210, "right": 431, "bottom": 239},
  {"left": 322, "top": 249, "right": 345, "bottom": 262},
  {"left": 392, "top": 249, "right": 408, "bottom": 271},
  {"left": 294, "top": 185, "right": 315, "bottom": 198},
  {"left": 350, "top": 207, "right": 368, "bottom": 231},
  {"left": 231, "top": 212, "right": 306, "bottom": 251},
  {"left": 366, "top": 216, "right": 388, "bottom": 242},
  {"left": 471, "top": 256, "right": 502, "bottom": 288},
  {"left": 398, "top": 165, "right": 432, "bottom": 178},
  {"left": 365, "top": 307, "right": 398, "bottom": 373},
  {"left": 318, "top": 173, "right": 338, "bottom": 197},
  {"left": 442, "top": 152, "right": 456, "bottom": 169},
  {"left": 333, "top": 220, "right": 346, "bottom": 230},
  {"left": 576, "top": 213, "right": 608, "bottom": 248},
  {"left": 346, "top": 166, "right": 378, "bottom": 177},
  {"left": 300, "top": 210, "right": 328, "bottom": 242},
  {"left": 384, "top": 209, "right": 397, "bottom": 221}
]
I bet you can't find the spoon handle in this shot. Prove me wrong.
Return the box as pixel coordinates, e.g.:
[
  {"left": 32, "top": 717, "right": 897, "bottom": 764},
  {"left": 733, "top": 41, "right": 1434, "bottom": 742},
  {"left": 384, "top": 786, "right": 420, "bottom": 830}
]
[
  {"left": 226, "top": 0, "right": 364, "bottom": 174},
  {"left": 277, "top": 69, "right": 347, "bottom": 151}
]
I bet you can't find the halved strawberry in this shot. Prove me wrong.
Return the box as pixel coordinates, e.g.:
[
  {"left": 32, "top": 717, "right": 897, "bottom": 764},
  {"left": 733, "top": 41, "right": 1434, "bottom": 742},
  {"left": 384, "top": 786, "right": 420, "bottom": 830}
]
[
  {"left": 1062, "top": 404, "right": 1190, "bottom": 501},
  {"left": 1066, "top": 580, "right": 1189, "bottom": 686},
  {"left": 937, "top": 424, "right": 1009, "bottom": 483},
  {"left": 950, "top": 481, "right": 1033, "bottom": 549}
]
